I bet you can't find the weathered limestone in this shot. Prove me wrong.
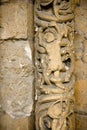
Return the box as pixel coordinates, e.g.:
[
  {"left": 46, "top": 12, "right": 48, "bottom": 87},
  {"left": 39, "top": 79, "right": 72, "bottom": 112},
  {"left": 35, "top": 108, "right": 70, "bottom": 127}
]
[
  {"left": 0, "top": 0, "right": 35, "bottom": 130},
  {"left": 0, "top": 1, "right": 28, "bottom": 39},
  {"left": 1, "top": 0, "right": 87, "bottom": 129},
  {"left": 0, "top": 114, "right": 29, "bottom": 130},
  {"left": 75, "top": 114, "right": 87, "bottom": 130},
  {"left": 75, "top": 0, "right": 87, "bottom": 129},
  {"left": 0, "top": 40, "right": 34, "bottom": 118},
  {"left": 35, "top": 0, "right": 75, "bottom": 130}
]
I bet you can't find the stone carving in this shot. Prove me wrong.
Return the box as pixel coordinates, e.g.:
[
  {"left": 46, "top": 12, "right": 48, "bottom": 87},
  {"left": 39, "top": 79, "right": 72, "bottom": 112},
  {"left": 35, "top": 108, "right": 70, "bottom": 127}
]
[{"left": 35, "top": 0, "right": 75, "bottom": 130}]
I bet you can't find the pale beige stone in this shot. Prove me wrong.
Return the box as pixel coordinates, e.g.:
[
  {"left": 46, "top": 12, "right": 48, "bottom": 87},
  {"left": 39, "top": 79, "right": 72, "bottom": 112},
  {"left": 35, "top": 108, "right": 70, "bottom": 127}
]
[
  {"left": 0, "top": 114, "right": 29, "bottom": 130},
  {"left": 75, "top": 1, "right": 87, "bottom": 38},
  {"left": 75, "top": 80, "right": 87, "bottom": 113},
  {"left": 75, "top": 0, "right": 87, "bottom": 114},
  {"left": 0, "top": 40, "right": 34, "bottom": 118},
  {"left": 35, "top": 1, "right": 75, "bottom": 130},
  {"left": 75, "top": 1, "right": 87, "bottom": 129},
  {"left": 0, "top": 2, "right": 28, "bottom": 39}
]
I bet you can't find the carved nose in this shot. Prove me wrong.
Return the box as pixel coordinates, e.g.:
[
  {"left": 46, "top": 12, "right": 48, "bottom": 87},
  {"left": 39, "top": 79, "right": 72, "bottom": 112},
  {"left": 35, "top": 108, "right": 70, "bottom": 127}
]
[{"left": 58, "top": 63, "right": 65, "bottom": 71}]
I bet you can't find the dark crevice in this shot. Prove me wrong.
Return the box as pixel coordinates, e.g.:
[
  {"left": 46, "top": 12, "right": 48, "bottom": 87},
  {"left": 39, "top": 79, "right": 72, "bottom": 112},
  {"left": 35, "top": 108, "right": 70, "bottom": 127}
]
[
  {"left": 75, "top": 111, "right": 87, "bottom": 116},
  {"left": 0, "top": 38, "right": 28, "bottom": 42},
  {"left": 0, "top": 1, "right": 9, "bottom": 5}
]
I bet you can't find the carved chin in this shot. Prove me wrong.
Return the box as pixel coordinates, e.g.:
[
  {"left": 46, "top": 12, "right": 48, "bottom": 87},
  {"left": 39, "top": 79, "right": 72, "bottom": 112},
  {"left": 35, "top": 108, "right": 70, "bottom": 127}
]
[{"left": 40, "top": 0, "right": 53, "bottom": 6}]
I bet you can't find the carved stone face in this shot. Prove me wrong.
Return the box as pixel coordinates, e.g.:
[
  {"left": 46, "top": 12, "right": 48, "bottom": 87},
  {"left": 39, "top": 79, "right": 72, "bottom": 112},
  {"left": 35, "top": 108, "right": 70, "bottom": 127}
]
[{"left": 40, "top": 0, "right": 53, "bottom": 6}]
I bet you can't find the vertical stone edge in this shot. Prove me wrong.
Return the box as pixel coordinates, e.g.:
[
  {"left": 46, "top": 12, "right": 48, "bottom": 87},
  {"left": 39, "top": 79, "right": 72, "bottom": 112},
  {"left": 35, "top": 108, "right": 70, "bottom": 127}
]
[{"left": 27, "top": 0, "right": 35, "bottom": 130}]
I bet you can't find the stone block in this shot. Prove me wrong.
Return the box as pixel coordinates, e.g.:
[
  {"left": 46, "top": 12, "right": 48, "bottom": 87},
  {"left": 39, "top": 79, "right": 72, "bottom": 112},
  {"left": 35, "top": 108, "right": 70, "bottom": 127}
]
[
  {"left": 0, "top": 113, "right": 29, "bottom": 130},
  {"left": 75, "top": 0, "right": 87, "bottom": 38},
  {"left": 75, "top": 113, "right": 87, "bottom": 130},
  {"left": 0, "top": 40, "right": 34, "bottom": 118},
  {"left": 0, "top": 2, "right": 28, "bottom": 39},
  {"left": 75, "top": 79, "right": 87, "bottom": 113},
  {"left": 74, "top": 0, "right": 87, "bottom": 114}
]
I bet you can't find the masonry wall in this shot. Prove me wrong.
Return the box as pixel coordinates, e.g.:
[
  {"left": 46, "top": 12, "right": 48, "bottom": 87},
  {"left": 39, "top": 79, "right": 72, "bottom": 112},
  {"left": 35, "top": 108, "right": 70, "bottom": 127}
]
[
  {"left": 0, "top": 0, "right": 87, "bottom": 130},
  {"left": 75, "top": 0, "right": 87, "bottom": 129},
  {"left": 0, "top": 0, "right": 34, "bottom": 130}
]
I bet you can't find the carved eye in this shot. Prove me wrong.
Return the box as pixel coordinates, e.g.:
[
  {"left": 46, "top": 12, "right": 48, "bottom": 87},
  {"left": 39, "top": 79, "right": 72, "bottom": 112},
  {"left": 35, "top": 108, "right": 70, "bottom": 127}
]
[{"left": 44, "top": 32, "right": 55, "bottom": 43}]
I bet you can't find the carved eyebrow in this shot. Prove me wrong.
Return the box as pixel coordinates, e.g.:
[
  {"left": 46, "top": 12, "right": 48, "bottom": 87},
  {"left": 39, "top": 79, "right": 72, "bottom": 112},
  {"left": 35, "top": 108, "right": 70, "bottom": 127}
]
[{"left": 40, "top": 0, "right": 53, "bottom": 6}]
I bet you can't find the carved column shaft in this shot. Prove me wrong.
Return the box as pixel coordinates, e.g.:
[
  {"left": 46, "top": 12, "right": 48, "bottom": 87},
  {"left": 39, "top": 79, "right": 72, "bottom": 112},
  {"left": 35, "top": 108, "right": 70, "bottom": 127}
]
[{"left": 35, "top": 0, "right": 75, "bottom": 130}]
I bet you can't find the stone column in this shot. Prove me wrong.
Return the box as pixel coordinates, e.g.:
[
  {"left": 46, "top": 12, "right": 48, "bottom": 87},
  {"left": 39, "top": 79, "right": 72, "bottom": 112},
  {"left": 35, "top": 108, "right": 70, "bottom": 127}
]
[
  {"left": 74, "top": 0, "right": 87, "bottom": 129},
  {"left": 35, "top": 0, "right": 75, "bottom": 130},
  {"left": 0, "top": 0, "right": 34, "bottom": 130}
]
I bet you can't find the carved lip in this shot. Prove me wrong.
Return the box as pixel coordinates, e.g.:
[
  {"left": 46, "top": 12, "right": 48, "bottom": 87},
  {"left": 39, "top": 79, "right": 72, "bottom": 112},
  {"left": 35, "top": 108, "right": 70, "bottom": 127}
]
[{"left": 40, "top": 0, "right": 53, "bottom": 6}]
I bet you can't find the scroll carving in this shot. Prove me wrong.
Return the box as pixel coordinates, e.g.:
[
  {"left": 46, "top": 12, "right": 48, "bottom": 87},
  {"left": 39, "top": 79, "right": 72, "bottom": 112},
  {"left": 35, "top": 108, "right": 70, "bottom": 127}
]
[{"left": 35, "top": 0, "right": 75, "bottom": 130}]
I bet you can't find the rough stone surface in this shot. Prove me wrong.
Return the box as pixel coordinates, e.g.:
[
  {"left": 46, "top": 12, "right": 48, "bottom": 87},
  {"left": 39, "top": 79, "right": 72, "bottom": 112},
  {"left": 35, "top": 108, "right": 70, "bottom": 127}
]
[
  {"left": 75, "top": 4, "right": 87, "bottom": 38},
  {"left": 0, "top": 1, "right": 28, "bottom": 39},
  {"left": 0, "top": 0, "right": 35, "bottom": 129},
  {"left": 75, "top": 114, "right": 87, "bottom": 130},
  {"left": 35, "top": 1, "right": 75, "bottom": 130},
  {"left": 75, "top": 0, "right": 87, "bottom": 129},
  {"left": 75, "top": 80, "right": 87, "bottom": 113},
  {"left": 75, "top": 0, "right": 87, "bottom": 113},
  {"left": 0, "top": 114, "right": 29, "bottom": 130},
  {"left": 0, "top": 40, "right": 34, "bottom": 118}
]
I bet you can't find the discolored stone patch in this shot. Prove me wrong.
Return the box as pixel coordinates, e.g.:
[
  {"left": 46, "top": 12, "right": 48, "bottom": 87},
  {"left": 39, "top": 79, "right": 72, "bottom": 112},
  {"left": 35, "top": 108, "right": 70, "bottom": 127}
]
[{"left": 0, "top": 40, "right": 34, "bottom": 118}]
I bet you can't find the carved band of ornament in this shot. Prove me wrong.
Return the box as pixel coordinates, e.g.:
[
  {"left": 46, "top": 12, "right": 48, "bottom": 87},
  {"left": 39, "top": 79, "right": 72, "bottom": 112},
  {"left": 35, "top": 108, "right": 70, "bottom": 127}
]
[{"left": 35, "top": 0, "right": 75, "bottom": 130}]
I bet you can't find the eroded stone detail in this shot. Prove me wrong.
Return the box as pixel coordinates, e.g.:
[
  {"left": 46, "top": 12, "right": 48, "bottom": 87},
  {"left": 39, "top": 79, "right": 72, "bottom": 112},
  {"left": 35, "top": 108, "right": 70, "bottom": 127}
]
[
  {"left": 35, "top": 0, "right": 75, "bottom": 130},
  {"left": 0, "top": 40, "right": 34, "bottom": 118}
]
